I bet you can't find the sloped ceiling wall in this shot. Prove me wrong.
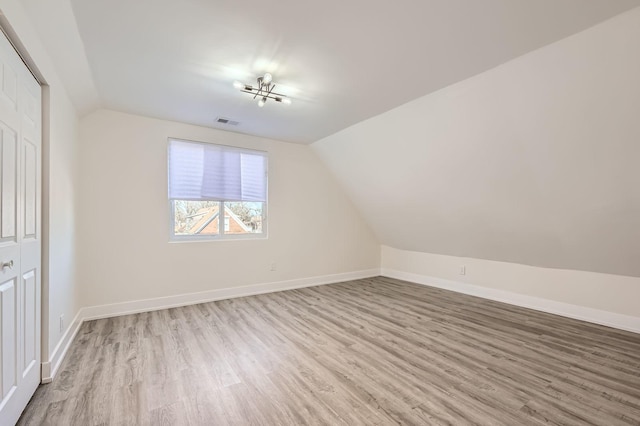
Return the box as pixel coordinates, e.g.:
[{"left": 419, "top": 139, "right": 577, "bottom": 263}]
[{"left": 312, "top": 8, "right": 640, "bottom": 278}]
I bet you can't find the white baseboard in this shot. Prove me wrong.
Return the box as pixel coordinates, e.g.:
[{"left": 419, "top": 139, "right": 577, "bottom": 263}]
[
  {"left": 80, "top": 269, "right": 379, "bottom": 321},
  {"left": 41, "top": 309, "right": 83, "bottom": 383},
  {"left": 381, "top": 268, "right": 640, "bottom": 334},
  {"left": 40, "top": 362, "right": 51, "bottom": 384}
]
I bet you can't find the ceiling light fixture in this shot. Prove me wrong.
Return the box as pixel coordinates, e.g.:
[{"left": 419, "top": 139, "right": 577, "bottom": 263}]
[{"left": 234, "top": 73, "right": 292, "bottom": 107}]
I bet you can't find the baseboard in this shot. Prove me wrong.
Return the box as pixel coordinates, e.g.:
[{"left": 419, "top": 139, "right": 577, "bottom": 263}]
[
  {"left": 381, "top": 268, "right": 640, "bottom": 334},
  {"left": 40, "top": 362, "right": 52, "bottom": 384},
  {"left": 80, "top": 269, "right": 380, "bottom": 321},
  {"left": 41, "top": 309, "right": 83, "bottom": 383}
]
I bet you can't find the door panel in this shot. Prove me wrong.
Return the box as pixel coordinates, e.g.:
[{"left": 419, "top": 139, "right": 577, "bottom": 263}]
[
  {"left": 1, "top": 62, "right": 17, "bottom": 109},
  {"left": 0, "top": 278, "right": 17, "bottom": 400},
  {"left": 1, "top": 126, "right": 17, "bottom": 240},
  {"left": 23, "top": 141, "right": 36, "bottom": 239},
  {"left": 22, "top": 270, "right": 36, "bottom": 376}
]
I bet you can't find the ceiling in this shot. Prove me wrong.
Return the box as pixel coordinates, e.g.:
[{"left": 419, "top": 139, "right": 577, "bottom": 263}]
[{"left": 27, "top": 0, "right": 640, "bottom": 144}]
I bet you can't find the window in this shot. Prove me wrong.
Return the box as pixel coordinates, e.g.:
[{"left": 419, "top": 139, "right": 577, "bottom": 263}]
[{"left": 168, "top": 138, "right": 267, "bottom": 240}]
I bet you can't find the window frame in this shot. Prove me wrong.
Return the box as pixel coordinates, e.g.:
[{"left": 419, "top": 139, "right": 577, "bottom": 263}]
[{"left": 167, "top": 138, "right": 268, "bottom": 242}]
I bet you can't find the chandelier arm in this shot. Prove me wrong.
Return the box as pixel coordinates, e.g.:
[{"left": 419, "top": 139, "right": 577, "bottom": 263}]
[
  {"left": 254, "top": 77, "right": 264, "bottom": 99},
  {"left": 261, "top": 93, "right": 287, "bottom": 101},
  {"left": 240, "top": 89, "right": 287, "bottom": 100}
]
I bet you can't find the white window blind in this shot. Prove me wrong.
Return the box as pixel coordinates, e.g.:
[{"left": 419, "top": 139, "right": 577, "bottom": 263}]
[{"left": 168, "top": 139, "right": 267, "bottom": 202}]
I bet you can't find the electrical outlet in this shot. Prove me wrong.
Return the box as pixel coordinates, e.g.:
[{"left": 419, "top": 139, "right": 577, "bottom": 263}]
[
  {"left": 59, "top": 315, "right": 64, "bottom": 333},
  {"left": 270, "top": 262, "right": 277, "bottom": 272},
  {"left": 459, "top": 265, "right": 466, "bottom": 276}
]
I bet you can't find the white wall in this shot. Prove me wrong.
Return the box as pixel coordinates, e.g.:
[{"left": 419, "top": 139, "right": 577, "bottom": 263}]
[
  {"left": 77, "top": 109, "right": 379, "bottom": 307},
  {"left": 0, "top": 0, "right": 81, "bottom": 368},
  {"left": 313, "top": 7, "right": 640, "bottom": 279},
  {"left": 382, "top": 246, "right": 640, "bottom": 321},
  {"left": 45, "top": 86, "right": 80, "bottom": 359}
]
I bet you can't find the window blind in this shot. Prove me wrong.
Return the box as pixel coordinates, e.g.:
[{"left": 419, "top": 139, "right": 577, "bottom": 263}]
[{"left": 168, "top": 139, "right": 267, "bottom": 202}]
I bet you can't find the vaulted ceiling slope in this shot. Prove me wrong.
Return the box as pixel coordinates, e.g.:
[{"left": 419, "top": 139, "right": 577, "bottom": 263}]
[
  {"left": 312, "top": 8, "right": 640, "bottom": 278},
  {"left": 22, "top": 0, "right": 100, "bottom": 114},
  {"left": 32, "top": 0, "right": 639, "bottom": 143}
]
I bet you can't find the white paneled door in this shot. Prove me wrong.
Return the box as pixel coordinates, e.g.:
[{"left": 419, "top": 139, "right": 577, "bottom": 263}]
[{"left": 0, "top": 28, "right": 42, "bottom": 425}]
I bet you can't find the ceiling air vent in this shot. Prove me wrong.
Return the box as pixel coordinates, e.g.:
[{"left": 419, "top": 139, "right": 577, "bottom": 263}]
[{"left": 216, "top": 117, "right": 240, "bottom": 126}]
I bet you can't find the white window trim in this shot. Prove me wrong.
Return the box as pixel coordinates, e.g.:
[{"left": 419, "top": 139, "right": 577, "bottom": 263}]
[{"left": 167, "top": 138, "right": 268, "bottom": 242}]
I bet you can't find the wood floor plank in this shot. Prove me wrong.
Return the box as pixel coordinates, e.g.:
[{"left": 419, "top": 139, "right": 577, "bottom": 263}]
[{"left": 17, "top": 277, "right": 640, "bottom": 425}]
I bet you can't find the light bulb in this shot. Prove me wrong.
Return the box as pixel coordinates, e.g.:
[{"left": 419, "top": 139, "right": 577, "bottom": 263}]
[
  {"left": 233, "top": 81, "right": 243, "bottom": 89},
  {"left": 258, "top": 97, "right": 266, "bottom": 107},
  {"left": 282, "top": 97, "right": 292, "bottom": 105},
  {"left": 263, "top": 73, "right": 273, "bottom": 84}
]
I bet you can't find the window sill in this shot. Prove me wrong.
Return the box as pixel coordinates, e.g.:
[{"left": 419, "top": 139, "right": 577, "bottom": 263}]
[{"left": 169, "top": 233, "right": 268, "bottom": 243}]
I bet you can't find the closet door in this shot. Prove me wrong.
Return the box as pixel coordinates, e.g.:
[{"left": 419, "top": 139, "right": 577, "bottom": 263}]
[{"left": 0, "top": 27, "right": 42, "bottom": 426}]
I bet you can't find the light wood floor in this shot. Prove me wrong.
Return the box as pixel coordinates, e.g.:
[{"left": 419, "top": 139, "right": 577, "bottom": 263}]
[{"left": 18, "top": 277, "right": 640, "bottom": 425}]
